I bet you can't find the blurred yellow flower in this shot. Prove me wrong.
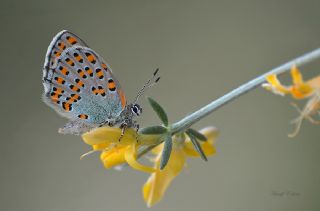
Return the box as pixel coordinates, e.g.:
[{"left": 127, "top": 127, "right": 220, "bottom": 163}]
[
  {"left": 263, "top": 65, "right": 320, "bottom": 137},
  {"left": 82, "top": 127, "right": 161, "bottom": 173},
  {"left": 143, "top": 126, "right": 218, "bottom": 207}
]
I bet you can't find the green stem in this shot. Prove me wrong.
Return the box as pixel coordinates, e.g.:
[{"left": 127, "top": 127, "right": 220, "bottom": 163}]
[{"left": 170, "top": 47, "right": 320, "bottom": 133}]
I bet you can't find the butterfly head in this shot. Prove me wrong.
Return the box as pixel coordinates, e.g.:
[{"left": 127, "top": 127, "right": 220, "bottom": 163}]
[{"left": 117, "top": 68, "right": 160, "bottom": 128}]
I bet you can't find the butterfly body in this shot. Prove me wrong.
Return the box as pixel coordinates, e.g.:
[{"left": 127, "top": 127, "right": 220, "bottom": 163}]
[{"left": 42, "top": 30, "right": 148, "bottom": 135}]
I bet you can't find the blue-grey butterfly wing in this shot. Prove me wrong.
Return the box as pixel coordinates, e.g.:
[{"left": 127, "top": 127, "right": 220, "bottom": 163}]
[{"left": 42, "top": 31, "right": 127, "bottom": 125}]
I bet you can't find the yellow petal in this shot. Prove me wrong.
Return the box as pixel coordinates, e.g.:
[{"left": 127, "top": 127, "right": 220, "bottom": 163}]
[
  {"left": 290, "top": 66, "right": 313, "bottom": 98},
  {"left": 124, "top": 143, "right": 156, "bottom": 173},
  {"left": 82, "top": 127, "right": 162, "bottom": 147},
  {"left": 183, "top": 126, "right": 218, "bottom": 157},
  {"left": 150, "top": 143, "right": 164, "bottom": 155},
  {"left": 264, "top": 66, "right": 314, "bottom": 99},
  {"left": 291, "top": 84, "right": 313, "bottom": 99},
  {"left": 143, "top": 146, "right": 186, "bottom": 207},
  {"left": 291, "top": 65, "right": 304, "bottom": 85},
  {"left": 199, "top": 126, "right": 219, "bottom": 142},
  {"left": 266, "top": 74, "right": 291, "bottom": 94},
  {"left": 100, "top": 146, "right": 127, "bottom": 169},
  {"left": 92, "top": 143, "right": 110, "bottom": 151},
  {"left": 307, "top": 75, "right": 320, "bottom": 89},
  {"left": 82, "top": 127, "right": 137, "bottom": 146},
  {"left": 184, "top": 141, "right": 216, "bottom": 157}
]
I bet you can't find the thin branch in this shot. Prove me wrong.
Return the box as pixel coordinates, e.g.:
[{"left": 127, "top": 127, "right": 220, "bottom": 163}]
[{"left": 170, "top": 47, "right": 320, "bottom": 133}]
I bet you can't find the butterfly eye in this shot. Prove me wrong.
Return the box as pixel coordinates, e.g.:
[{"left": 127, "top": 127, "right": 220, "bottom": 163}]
[{"left": 131, "top": 104, "right": 142, "bottom": 116}]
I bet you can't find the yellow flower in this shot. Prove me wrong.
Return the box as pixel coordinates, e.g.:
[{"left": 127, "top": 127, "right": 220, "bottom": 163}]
[
  {"left": 82, "top": 127, "right": 161, "bottom": 173},
  {"left": 143, "top": 126, "right": 218, "bottom": 207},
  {"left": 263, "top": 65, "right": 320, "bottom": 137},
  {"left": 81, "top": 126, "right": 218, "bottom": 206}
]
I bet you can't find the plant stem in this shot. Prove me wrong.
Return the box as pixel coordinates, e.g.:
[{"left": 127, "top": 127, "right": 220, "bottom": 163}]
[{"left": 170, "top": 47, "right": 320, "bottom": 133}]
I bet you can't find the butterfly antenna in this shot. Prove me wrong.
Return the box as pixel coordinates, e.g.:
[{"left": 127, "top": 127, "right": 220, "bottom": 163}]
[{"left": 134, "top": 68, "right": 160, "bottom": 103}]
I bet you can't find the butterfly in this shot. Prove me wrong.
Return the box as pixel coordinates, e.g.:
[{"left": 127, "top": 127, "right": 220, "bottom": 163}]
[{"left": 42, "top": 30, "right": 160, "bottom": 136}]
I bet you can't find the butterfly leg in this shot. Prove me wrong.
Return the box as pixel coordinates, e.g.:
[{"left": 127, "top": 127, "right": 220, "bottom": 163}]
[
  {"left": 132, "top": 121, "right": 140, "bottom": 143},
  {"left": 119, "top": 123, "right": 128, "bottom": 142}
]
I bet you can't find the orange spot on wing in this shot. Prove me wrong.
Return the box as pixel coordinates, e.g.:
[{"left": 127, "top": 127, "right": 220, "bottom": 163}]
[
  {"left": 108, "top": 82, "right": 116, "bottom": 90},
  {"left": 70, "top": 85, "right": 80, "bottom": 92},
  {"left": 55, "top": 77, "right": 65, "bottom": 84},
  {"left": 51, "top": 93, "right": 62, "bottom": 102},
  {"left": 65, "top": 58, "right": 74, "bottom": 66},
  {"left": 102, "top": 63, "right": 108, "bottom": 70},
  {"left": 78, "top": 114, "right": 88, "bottom": 119},
  {"left": 51, "top": 99, "right": 60, "bottom": 104},
  {"left": 75, "top": 55, "right": 83, "bottom": 62},
  {"left": 58, "top": 42, "right": 66, "bottom": 50},
  {"left": 62, "top": 102, "right": 72, "bottom": 111},
  {"left": 54, "top": 51, "right": 61, "bottom": 57},
  {"left": 54, "top": 88, "right": 64, "bottom": 94},
  {"left": 76, "top": 80, "right": 84, "bottom": 87},
  {"left": 67, "top": 94, "right": 80, "bottom": 103},
  {"left": 97, "top": 71, "right": 104, "bottom": 78},
  {"left": 77, "top": 69, "right": 87, "bottom": 78},
  {"left": 92, "top": 86, "right": 105, "bottom": 96},
  {"left": 92, "top": 87, "right": 99, "bottom": 95},
  {"left": 86, "top": 68, "right": 93, "bottom": 75},
  {"left": 85, "top": 53, "right": 96, "bottom": 64},
  {"left": 67, "top": 36, "right": 77, "bottom": 45},
  {"left": 60, "top": 67, "right": 69, "bottom": 75}
]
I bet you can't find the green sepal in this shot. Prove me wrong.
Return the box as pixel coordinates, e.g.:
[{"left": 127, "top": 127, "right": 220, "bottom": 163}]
[
  {"left": 139, "top": 126, "right": 167, "bottom": 134},
  {"left": 160, "top": 134, "right": 173, "bottom": 170},
  {"left": 186, "top": 128, "right": 207, "bottom": 142},
  {"left": 186, "top": 131, "right": 208, "bottom": 161},
  {"left": 147, "top": 97, "right": 169, "bottom": 126}
]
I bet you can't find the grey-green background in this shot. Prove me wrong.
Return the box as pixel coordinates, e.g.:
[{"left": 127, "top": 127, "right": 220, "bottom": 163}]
[{"left": 1, "top": 0, "right": 320, "bottom": 210}]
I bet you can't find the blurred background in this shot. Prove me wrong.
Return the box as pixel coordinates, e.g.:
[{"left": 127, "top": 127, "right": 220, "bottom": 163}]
[{"left": 1, "top": 0, "right": 320, "bottom": 210}]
